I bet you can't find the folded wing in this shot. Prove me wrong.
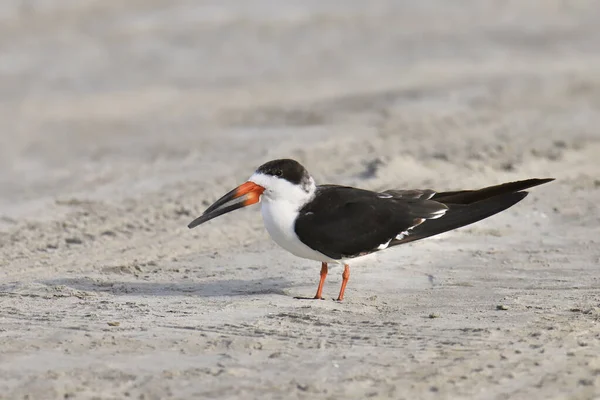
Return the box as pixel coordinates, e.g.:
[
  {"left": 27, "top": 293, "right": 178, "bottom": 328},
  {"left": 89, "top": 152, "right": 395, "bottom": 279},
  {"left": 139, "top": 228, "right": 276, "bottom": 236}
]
[{"left": 294, "top": 186, "right": 448, "bottom": 259}]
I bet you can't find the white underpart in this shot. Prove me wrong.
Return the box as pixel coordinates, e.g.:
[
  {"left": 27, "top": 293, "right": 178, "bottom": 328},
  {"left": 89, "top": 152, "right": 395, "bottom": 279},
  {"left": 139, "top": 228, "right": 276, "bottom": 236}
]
[{"left": 249, "top": 172, "right": 338, "bottom": 264}]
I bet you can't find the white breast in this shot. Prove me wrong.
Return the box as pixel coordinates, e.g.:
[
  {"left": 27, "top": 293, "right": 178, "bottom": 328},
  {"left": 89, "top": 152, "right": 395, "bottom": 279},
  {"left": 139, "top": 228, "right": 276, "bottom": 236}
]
[{"left": 260, "top": 199, "right": 337, "bottom": 263}]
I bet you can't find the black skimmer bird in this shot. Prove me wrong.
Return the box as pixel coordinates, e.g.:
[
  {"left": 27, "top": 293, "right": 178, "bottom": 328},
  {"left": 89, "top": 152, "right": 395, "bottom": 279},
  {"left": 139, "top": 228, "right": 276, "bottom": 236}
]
[{"left": 188, "top": 159, "right": 553, "bottom": 301}]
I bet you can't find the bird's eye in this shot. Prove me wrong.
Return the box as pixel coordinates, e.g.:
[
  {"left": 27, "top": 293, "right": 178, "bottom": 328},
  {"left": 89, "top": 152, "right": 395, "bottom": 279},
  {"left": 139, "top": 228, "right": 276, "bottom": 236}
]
[{"left": 275, "top": 170, "right": 283, "bottom": 177}]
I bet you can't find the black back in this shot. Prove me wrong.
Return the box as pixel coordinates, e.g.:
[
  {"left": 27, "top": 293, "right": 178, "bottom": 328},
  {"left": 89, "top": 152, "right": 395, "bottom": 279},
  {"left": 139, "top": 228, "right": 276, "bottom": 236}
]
[
  {"left": 294, "top": 185, "right": 447, "bottom": 260},
  {"left": 294, "top": 178, "right": 554, "bottom": 260}
]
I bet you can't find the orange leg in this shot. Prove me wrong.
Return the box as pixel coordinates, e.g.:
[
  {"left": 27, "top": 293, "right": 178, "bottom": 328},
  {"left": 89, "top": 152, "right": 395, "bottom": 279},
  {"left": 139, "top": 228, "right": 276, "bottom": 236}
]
[
  {"left": 314, "top": 262, "right": 328, "bottom": 300},
  {"left": 336, "top": 264, "right": 350, "bottom": 301}
]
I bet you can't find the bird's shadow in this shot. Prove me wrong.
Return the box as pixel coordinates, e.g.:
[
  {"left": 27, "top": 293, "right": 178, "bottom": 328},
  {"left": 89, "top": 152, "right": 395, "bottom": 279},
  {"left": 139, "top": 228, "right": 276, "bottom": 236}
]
[{"left": 41, "top": 276, "right": 292, "bottom": 297}]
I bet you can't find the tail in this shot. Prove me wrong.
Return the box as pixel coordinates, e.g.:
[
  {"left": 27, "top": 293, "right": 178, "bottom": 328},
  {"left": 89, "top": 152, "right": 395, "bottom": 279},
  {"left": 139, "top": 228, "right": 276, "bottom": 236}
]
[{"left": 389, "top": 178, "right": 554, "bottom": 246}]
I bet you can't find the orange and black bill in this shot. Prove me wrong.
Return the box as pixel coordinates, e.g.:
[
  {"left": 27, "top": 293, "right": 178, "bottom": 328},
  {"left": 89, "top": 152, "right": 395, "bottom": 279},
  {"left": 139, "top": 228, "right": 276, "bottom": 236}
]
[{"left": 187, "top": 182, "right": 265, "bottom": 229}]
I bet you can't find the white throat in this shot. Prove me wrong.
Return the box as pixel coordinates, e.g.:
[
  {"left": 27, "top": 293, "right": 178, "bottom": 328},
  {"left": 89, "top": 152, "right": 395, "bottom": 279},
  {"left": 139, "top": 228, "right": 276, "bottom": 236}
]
[{"left": 248, "top": 173, "right": 333, "bottom": 262}]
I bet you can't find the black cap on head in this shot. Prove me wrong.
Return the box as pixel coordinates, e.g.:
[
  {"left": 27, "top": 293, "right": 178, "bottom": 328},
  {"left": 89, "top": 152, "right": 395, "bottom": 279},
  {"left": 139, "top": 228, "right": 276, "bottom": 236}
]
[{"left": 256, "top": 159, "right": 309, "bottom": 186}]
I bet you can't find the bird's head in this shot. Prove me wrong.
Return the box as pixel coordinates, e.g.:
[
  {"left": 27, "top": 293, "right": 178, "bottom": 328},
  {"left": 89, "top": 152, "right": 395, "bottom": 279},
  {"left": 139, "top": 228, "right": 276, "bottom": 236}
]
[{"left": 188, "top": 159, "right": 315, "bottom": 229}]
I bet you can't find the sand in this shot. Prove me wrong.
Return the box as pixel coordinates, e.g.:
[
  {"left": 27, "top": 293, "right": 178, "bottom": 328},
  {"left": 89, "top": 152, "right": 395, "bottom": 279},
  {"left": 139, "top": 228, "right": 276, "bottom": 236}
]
[{"left": 1, "top": 1, "right": 599, "bottom": 399}]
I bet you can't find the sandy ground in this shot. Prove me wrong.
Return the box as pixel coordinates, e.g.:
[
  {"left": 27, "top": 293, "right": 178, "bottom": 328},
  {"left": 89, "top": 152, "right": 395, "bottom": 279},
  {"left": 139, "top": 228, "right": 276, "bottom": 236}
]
[{"left": 1, "top": 1, "right": 600, "bottom": 399}]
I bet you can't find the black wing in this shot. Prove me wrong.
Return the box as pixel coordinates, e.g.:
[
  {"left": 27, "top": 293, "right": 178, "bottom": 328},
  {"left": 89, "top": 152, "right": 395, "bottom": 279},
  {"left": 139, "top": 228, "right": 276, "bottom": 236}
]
[
  {"left": 389, "top": 178, "right": 554, "bottom": 246},
  {"left": 294, "top": 185, "right": 448, "bottom": 260}
]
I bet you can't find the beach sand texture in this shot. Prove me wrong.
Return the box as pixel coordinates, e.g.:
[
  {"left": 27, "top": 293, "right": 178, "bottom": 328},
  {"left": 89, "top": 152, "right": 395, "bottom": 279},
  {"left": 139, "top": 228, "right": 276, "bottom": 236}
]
[{"left": 1, "top": 1, "right": 599, "bottom": 399}]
